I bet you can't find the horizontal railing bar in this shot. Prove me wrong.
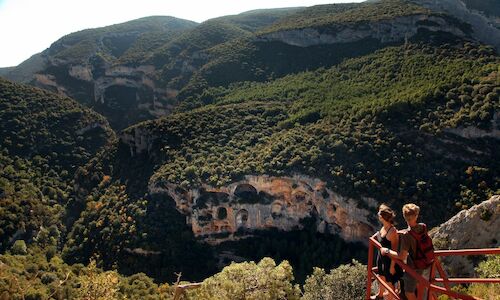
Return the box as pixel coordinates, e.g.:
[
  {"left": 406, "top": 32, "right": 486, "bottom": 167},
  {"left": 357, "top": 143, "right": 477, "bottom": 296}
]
[
  {"left": 433, "top": 278, "right": 500, "bottom": 284},
  {"left": 435, "top": 248, "right": 500, "bottom": 256}
]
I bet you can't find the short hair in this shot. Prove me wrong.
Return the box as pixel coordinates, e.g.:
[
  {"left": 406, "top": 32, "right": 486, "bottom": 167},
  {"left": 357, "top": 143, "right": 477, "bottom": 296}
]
[
  {"left": 402, "top": 203, "right": 420, "bottom": 219},
  {"left": 378, "top": 204, "right": 396, "bottom": 224}
]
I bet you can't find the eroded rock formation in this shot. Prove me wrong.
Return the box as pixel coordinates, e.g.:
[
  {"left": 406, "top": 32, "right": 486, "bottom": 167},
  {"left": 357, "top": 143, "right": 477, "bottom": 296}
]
[
  {"left": 413, "top": 0, "right": 500, "bottom": 52},
  {"left": 430, "top": 195, "right": 500, "bottom": 277},
  {"left": 256, "top": 14, "right": 470, "bottom": 47},
  {"left": 149, "top": 174, "right": 377, "bottom": 244},
  {"left": 445, "top": 112, "right": 500, "bottom": 140}
]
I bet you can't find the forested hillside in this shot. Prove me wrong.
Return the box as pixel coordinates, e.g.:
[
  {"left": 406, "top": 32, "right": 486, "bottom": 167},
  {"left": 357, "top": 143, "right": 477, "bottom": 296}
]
[
  {"left": 0, "top": 78, "right": 113, "bottom": 253},
  {"left": 61, "top": 39, "right": 499, "bottom": 283},
  {"left": 0, "top": 0, "right": 499, "bottom": 298}
]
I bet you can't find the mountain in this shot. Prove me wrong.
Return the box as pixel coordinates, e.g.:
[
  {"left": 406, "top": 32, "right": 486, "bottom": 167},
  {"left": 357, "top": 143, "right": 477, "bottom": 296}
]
[
  {"left": 4, "top": 0, "right": 500, "bottom": 130},
  {"left": 176, "top": 0, "right": 474, "bottom": 103},
  {"left": 2, "top": 16, "right": 198, "bottom": 129},
  {"left": 0, "top": 0, "right": 499, "bottom": 290},
  {"left": 1, "top": 10, "right": 302, "bottom": 130},
  {"left": 62, "top": 38, "right": 499, "bottom": 281},
  {"left": 0, "top": 67, "right": 14, "bottom": 76}
]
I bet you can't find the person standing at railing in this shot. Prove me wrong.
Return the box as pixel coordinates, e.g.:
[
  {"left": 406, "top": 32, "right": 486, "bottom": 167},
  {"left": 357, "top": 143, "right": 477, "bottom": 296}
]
[
  {"left": 380, "top": 203, "right": 434, "bottom": 300},
  {"left": 370, "top": 204, "right": 403, "bottom": 300}
]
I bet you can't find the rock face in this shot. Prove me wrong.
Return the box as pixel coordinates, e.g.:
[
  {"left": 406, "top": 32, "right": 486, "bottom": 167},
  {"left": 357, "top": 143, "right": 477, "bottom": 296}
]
[
  {"left": 413, "top": 0, "right": 500, "bottom": 52},
  {"left": 149, "top": 174, "right": 377, "bottom": 244},
  {"left": 445, "top": 112, "right": 500, "bottom": 140},
  {"left": 32, "top": 59, "right": 177, "bottom": 129},
  {"left": 1, "top": 16, "right": 199, "bottom": 130},
  {"left": 430, "top": 195, "right": 500, "bottom": 277},
  {"left": 256, "top": 14, "right": 470, "bottom": 47},
  {"left": 120, "top": 126, "right": 159, "bottom": 156}
]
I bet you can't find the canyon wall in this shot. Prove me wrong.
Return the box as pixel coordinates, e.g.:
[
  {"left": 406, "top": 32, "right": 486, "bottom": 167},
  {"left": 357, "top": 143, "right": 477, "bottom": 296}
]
[{"left": 149, "top": 174, "right": 377, "bottom": 244}]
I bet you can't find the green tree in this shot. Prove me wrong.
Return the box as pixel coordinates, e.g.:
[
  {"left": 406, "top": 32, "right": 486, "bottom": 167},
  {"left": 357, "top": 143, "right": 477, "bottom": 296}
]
[
  {"left": 11, "top": 240, "right": 27, "bottom": 255},
  {"left": 191, "top": 257, "right": 300, "bottom": 300},
  {"left": 76, "top": 260, "right": 120, "bottom": 300},
  {"left": 302, "top": 260, "right": 366, "bottom": 300}
]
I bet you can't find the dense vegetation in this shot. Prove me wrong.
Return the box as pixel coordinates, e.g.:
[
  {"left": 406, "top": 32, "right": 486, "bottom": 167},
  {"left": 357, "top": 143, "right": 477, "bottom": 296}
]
[
  {"left": 137, "top": 41, "right": 499, "bottom": 221},
  {"left": 0, "top": 246, "right": 175, "bottom": 299},
  {"left": 63, "top": 180, "right": 218, "bottom": 282},
  {"left": 302, "top": 260, "right": 366, "bottom": 300},
  {"left": 49, "top": 16, "right": 198, "bottom": 65},
  {"left": 215, "top": 218, "right": 367, "bottom": 282},
  {"left": 0, "top": 78, "right": 113, "bottom": 252},
  {"left": 0, "top": 244, "right": 366, "bottom": 300},
  {"left": 260, "top": 0, "right": 428, "bottom": 33},
  {"left": 58, "top": 40, "right": 499, "bottom": 284}
]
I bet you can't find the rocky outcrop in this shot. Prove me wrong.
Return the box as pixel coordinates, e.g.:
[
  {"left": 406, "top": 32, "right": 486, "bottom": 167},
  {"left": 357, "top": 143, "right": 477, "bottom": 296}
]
[
  {"left": 413, "top": 0, "right": 500, "bottom": 52},
  {"left": 430, "top": 195, "right": 500, "bottom": 277},
  {"left": 76, "top": 122, "right": 112, "bottom": 136},
  {"left": 33, "top": 74, "right": 68, "bottom": 96},
  {"left": 120, "top": 126, "right": 160, "bottom": 157},
  {"left": 68, "top": 65, "right": 93, "bottom": 81},
  {"left": 28, "top": 60, "right": 180, "bottom": 129},
  {"left": 256, "top": 14, "right": 469, "bottom": 47},
  {"left": 445, "top": 126, "right": 500, "bottom": 139},
  {"left": 445, "top": 112, "right": 500, "bottom": 140},
  {"left": 149, "top": 174, "right": 377, "bottom": 244}
]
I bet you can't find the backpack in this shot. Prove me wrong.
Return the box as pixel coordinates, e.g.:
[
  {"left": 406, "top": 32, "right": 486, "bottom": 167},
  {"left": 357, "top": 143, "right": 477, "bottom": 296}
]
[{"left": 408, "top": 223, "right": 435, "bottom": 269}]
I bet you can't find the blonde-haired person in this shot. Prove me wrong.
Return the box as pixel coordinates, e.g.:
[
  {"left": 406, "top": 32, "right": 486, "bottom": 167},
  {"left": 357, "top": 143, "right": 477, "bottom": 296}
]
[
  {"left": 371, "top": 204, "right": 403, "bottom": 300},
  {"left": 381, "top": 203, "right": 431, "bottom": 300}
]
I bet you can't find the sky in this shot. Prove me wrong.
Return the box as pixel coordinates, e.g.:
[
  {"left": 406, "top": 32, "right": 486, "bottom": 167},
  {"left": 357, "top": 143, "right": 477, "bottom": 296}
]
[{"left": 0, "top": 0, "right": 365, "bottom": 68}]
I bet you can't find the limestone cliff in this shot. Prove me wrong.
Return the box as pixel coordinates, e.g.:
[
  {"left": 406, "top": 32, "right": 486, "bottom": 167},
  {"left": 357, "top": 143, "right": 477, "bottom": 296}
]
[
  {"left": 430, "top": 195, "right": 500, "bottom": 277},
  {"left": 149, "top": 174, "right": 377, "bottom": 244},
  {"left": 412, "top": 0, "right": 500, "bottom": 52},
  {"left": 444, "top": 112, "right": 500, "bottom": 140},
  {"left": 31, "top": 59, "right": 178, "bottom": 129},
  {"left": 256, "top": 14, "right": 470, "bottom": 47}
]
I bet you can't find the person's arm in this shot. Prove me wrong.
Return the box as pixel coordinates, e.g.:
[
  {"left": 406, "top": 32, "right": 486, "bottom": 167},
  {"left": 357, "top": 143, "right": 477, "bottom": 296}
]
[
  {"left": 381, "top": 232, "right": 408, "bottom": 261},
  {"left": 388, "top": 229, "right": 399, "bottom": 274},
  {"left": 381, "top": 247, "right": 408, "bottom": 261}
]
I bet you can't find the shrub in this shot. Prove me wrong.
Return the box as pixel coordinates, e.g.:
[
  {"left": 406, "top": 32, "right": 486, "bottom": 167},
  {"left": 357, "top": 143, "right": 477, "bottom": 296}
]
[
  {"left": 11, "top": 240, "right": 28, "bottom": 255},
  {"left": 302, "top": 260, "right": 366, "bottom": 300},
  {"left": 191, "top": 257, "right": 300, "bottom": 300}
]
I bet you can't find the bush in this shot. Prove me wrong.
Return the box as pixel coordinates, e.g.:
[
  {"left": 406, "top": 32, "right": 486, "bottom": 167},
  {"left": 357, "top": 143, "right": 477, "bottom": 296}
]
[
  {"left": 302, "top": 260, "right": 366, "bottom": 300},
  {"left": 76, "top": 260, "right": 120, "bottom": 300},
  {"left": 11, "top": 240, "right": 27, "bottom": 255},
  {"left": 191, "top": 257, "right": 300, "bottom": 300}
]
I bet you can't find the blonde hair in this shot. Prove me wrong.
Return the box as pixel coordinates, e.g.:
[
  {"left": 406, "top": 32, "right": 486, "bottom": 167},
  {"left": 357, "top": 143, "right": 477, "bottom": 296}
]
[
  {"left": 402, "top": 203, "right": 420, "bottom": 219},
  {"left": 378, "top": 204, "right": 396, "bottom": 224}
]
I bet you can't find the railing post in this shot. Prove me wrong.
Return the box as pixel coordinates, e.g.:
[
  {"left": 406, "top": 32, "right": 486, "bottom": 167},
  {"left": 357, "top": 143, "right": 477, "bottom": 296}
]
[
  {"left": 366, "top": 239, "right": 374, "bottom": 300},
  {"left": 434, "top": 259, "right": 451, "bottom": 292},
  {"left": 427, "top": 261, "right": 436, "bottom": 300}
]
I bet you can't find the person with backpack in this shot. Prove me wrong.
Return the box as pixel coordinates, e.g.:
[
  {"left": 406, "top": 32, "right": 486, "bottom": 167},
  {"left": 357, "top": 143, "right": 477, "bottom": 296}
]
[{"left": 380, "top": 203, "right": 435, "bottom": 300}]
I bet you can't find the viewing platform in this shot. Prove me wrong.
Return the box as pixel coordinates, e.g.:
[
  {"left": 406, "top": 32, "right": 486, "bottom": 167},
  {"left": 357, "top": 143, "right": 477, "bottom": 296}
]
[{"left": 366, "top": 237, "right": 500, "bottom": 300}]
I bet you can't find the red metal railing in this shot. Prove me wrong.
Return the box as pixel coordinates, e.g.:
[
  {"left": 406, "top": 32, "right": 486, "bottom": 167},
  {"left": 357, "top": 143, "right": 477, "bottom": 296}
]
[{"left": 366, "top": 237, "right": 500, "bottom": 300}]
